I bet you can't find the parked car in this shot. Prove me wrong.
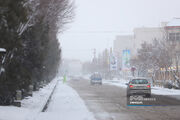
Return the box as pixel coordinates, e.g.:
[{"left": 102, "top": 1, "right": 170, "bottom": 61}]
[
  {"left": 90, "top": 73, "right": 102, "bottom": 85},
  {"left": 126, "top": 78, "right": 151, "bottom": 97}
]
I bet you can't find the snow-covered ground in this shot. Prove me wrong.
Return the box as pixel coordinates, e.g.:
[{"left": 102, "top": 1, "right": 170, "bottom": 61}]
[
  {"left": 103, "top": 78, "right": 180, "bottom": 99},
  {"left": 36, "top": 81, "right": 95, "bottom": 120},
  {"left": 103, "top": 78, "right": 128, "bottom": 89},
  {"left": 0, "top": 76, "right": 95, "bottom": 120},
  {"left": 0, "top": 77, "right": 58, "bottom": 120}
]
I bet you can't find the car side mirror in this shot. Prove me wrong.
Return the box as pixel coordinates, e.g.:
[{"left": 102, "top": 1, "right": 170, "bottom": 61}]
[{"left": 125, "top": 83, "right": 128, "bottom": 85}]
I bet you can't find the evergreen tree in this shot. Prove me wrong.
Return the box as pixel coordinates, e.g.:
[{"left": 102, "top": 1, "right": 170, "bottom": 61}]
[{"left": 0, "top": 0, "right": 74, "bottom": 105}]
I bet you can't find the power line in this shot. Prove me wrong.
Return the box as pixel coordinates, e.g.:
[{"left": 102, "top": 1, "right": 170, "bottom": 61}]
[
  {"left": 64, "top": 30, "right": 132, "bottom": 34},
  {"left": 62, "top": 49, "right": 94, "bottom": 53},
  {"left": 62, "top": 49, "right": 93, "bottom": 51}
]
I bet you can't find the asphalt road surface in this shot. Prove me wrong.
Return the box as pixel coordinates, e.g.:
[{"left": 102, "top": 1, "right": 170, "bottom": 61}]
[{"left": 68, "top": 78, "right": 180, "bottom": 120}]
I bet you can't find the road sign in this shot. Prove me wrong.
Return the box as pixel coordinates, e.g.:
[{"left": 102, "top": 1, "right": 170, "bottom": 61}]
[
  {"left": 110, "top": 54, "right": 117, "bottom": 71},
  {"left": 122, "top": 49, "right": 131, "bottom": 71}
]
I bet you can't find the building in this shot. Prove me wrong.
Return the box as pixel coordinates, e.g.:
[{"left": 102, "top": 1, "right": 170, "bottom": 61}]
[
  {"left": 114, "top": 27, "right": 164, "bottom": 56},
  {"left": 113, "top": 35, "right": 134, "bottom": 70},
  {"left": 165, "top": 18, "right": 180, "bottom": 46},
  {"left": 152, "top": 18, "right": 180, "bottom": 83},
  {"left": 113, "top": 35, "right": 134, "bottom": 55},
  {"left": 113, "top": 18, "right": 180, "bottom": 73},
  {"left": 165, "top": 18, "right": 180, "bottom": 70},
  {"left": 113, "top": 27, "right": 164, "bottom": 69},
  {"left": 113, "top": 18, "right": 180, "bottom": 81},
  {"left": 133, "top": 27, "right": 164, "bottom": 52}
]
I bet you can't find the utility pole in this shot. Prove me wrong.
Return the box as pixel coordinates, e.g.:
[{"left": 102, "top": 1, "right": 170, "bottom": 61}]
[
  {"left": 92, "top": 49, "right": 97, "bottom": 72},
  {"left": 109, "top": 47, "right": 112, "bottom": 79},
  {"left": 93, "top": 48, "right": 96, "bottom": 59}
]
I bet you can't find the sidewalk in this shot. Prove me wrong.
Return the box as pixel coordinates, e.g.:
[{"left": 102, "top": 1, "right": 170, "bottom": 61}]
[
  {"left": 0, "top": 78, "right": 58, "bottom": 120},
  {"left": 36, "top": 80, "right": 96, "bottom": 120}
]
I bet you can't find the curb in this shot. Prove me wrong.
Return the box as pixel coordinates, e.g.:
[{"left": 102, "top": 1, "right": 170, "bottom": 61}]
[{"left": 41, "top": 80, "right": 58, "bottom": 112}]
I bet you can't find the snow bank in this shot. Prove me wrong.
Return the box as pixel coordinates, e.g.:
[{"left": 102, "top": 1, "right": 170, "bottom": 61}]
[
  {"left": 103, "top": 78, "right": 128, "bottom": 88},
  {"left": 0, "top": 77, "right": 58, "bottom": 120},
  {"left": 152, "top": 87, "right": 180, "bottom": 95},
  {"left": 36, "top": 81, "right": 96, "bottom": 120},
  {"left": 0, "top": 48, "right": 6, "bottom": 52}
]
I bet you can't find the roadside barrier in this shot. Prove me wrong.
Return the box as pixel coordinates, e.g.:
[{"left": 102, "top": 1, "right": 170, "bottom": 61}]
[{"left": 41, "top": 80, "right": 58, "bottom": 112}]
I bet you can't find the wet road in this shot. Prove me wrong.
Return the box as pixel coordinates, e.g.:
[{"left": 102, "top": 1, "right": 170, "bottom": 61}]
[{"left": 68, "top": 78, "right": 180, "bottom": 120}]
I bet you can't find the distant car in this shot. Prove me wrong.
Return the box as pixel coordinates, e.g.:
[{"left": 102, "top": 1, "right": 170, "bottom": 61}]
[
  {"left": 90, "top": 73, "right": 102, "bottom": 85},
  {"left": 126, "top": 78, "right": 151, "bottom": 97}
]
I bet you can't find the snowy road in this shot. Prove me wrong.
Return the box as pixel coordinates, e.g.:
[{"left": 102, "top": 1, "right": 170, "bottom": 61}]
[
  {"left": 69, "top": 78, "right": 180, "bottom": 120},
  {"left": 2, "top": 77, "right": 180, "bottom": 120}
]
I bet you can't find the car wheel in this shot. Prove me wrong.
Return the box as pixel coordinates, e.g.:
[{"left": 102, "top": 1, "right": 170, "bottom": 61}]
[{"left": 127, "top": 92, "right": 130, "bottom": 97}]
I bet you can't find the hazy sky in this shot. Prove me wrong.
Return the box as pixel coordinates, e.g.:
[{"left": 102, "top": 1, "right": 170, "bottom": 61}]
[{"left": 58, "top": 0, "right": 180, "bottom": 62}]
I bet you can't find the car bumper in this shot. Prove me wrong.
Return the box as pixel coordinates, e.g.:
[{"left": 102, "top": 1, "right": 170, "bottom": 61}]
[
  {"left": 91, "top": 80, "right": 102, "bottom": 84},
  {"left": 128, "top": 89, "right": 151, "bottom": 95}
]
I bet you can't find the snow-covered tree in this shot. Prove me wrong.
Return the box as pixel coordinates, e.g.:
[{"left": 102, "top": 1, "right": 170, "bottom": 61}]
[{"left": 0, "top": 0, "right": 74, "bottom": 105}]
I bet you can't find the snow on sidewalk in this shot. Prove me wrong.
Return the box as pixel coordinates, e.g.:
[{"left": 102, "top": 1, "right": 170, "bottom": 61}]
[
  {"left": 0, "top": 78, "right": 58, "bottom": 120},
  {"left": 36, "top": 81, "right": 96, "bottom": 120}
]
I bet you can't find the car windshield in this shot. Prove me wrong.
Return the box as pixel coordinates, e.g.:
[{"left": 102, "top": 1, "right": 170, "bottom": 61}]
[
  {"left": 94, "top": 74, "right": 101, "bottom": 77},
  {"left": 131, "top": 79, "right": 148, "bottom": 84}
]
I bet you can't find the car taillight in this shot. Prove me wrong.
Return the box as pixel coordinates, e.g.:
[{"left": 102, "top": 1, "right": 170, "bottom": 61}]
[
  {"left": 129, "top": 85, "right": 133, "bottom": 88},
  {"left": 147, "top": 85, "right": 151, "bottom": 88}
]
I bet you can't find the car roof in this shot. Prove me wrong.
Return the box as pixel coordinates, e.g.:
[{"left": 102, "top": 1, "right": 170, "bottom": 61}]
[{"left": 131, "top": 77, "right": 148, "bottom": 80}]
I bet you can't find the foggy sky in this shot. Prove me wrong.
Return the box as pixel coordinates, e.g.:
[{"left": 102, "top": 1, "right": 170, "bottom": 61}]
[{"left": 58, "top": 0, "right": 180, "bottom": 62}]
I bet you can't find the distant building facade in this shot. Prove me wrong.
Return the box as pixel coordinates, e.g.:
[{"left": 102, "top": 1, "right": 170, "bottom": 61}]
[
  {"left": 165, "top": 18, "right": 180, "bottom": 69},
  {"left": 113, "top": 35, "right": 134, "bottom": 70},
  {"left": 113, "top": 18, "right": 180, "bottom": 72},
  {"left": 113, "top": 27, "right": 164, "bottom": 69},
  {"left": 133, "top": 27, "right": 164, "bottom": 52},
  {"left": 165, "top": 18, "right": 180, "bottom": 47},
  {"left": 113, "top": 35, "right": 134, "bottom": 55}
]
